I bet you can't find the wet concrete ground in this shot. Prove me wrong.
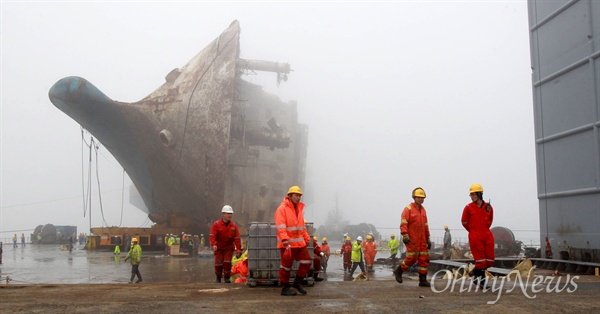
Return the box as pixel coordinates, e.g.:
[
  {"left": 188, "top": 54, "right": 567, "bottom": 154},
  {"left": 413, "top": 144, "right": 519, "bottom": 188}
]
[{"left": 0, "top": 243, "right": 399, "bottom": 284}]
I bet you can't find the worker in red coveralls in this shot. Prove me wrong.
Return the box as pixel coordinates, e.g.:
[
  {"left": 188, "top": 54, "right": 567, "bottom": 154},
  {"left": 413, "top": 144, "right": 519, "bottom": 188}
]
[
  {"left": 363, "top": 233, "right": 377, "bottom": 272},
  {"left": 275, "top": 186, "right": 312, "bottom": 296},
  {"left": 209, "top": 205, "right": 242, "bottom": 283},
  {"left": 461, "top": 183, "right": 494, "bottom": 288},
  {"left": 311, "top": 236, "right": 325, "bottom": 282},
  {"left": 320, "top": 237, "right": 330, "bottom": 272},
  {"left": 341, "top": 236, "right": 352, "bottom": 273},
  {"left": 393, "top": 187, "right": 432, "bottom": 287}
]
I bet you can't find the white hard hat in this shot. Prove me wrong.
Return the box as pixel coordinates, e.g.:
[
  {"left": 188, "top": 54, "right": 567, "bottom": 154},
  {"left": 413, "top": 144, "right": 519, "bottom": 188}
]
[
  {"left": 357, "top": 236, "right": 363, "bottom": 241},
  {"left": 221, "top": 205, "right": 234, "bottom": 214}
]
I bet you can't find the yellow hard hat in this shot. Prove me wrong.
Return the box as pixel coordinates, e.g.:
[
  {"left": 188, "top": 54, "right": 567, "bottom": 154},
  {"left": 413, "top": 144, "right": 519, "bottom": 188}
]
[
  {"left": 132, "top": 238, "right": 139, "bottom": 243},
  {"left": 313, "top": 236, "right": 318, "bottom": 241},
  {"left": 345, "top": 236, "right": 351, "bottom": 241},
  {"left": 469, "top": 184, "right": 484, "bottom": 193},
  {"left": 366, "top": 234, "right": 373, "bottom": 240},
  {"left": 287, "top": 186, "right": 303, "bottom": 195},
  {"left": 444, "top": 225, "right": 448, "bottom": 229},
  {"left": 412, "top": 187, "right": 426, "bottom": 198},
  {"left": 322, "top": 237, "right": 327, "bottom": 242},
  {"left": 390, "top": 234, "right": 395, "bottom": 238}
]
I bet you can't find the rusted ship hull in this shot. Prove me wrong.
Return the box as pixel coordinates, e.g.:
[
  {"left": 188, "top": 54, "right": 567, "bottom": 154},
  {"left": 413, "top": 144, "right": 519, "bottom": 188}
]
[{"left": 48, "top": 21, "right": 307, "bottom": 235}]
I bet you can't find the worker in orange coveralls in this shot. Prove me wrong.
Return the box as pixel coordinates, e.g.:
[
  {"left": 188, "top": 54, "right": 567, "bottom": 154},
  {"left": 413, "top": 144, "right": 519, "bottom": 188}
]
[
  {"left": 209, "top": 205, "right": 242, "bottom": 283},
  {"left": 393, "top": 187, "right": 431, "bottom": 287},
  {"left": 275, "top": 186, "right": 312, "bottom": 296},
  {"left": 461, "top": 183, "right": 494, "bottom": 288},
  {"left": 312, "top": 236, "right": 325, "bottom": 282},
  {"left": 341, "top": 236, "right": 352, "bottom": 273},
  {"left": 363, "top": 234, "right": 377, "bottom": 272}
]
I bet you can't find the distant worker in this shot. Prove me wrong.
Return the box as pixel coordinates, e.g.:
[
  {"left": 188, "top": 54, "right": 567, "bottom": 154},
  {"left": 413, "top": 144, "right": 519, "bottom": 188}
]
[
  {"left": 0, "top": 242, "right": 3, "bottom": 264},
  {"left": 37, "top": 233, "right": 42, "bottom": 244},
  {"left": 394, "top": 187, "right": 432, "bottom": 287},
  {"left": 341, "top": 236, "right": 352, "bottom": 273},
  {"left": 461, "top": 183, "right": 494, "bottom": 288},
  {"left": 167, "top": 234, "right": 175, "bottom": 255},
  {"left": 388, "top": 234, "right": 400, "bottom": 268},
  {"left": 209, "top": 205, "right": 242, "bottom": 283},
  {"left": 123, "top": 234, "right": 132, "bottom": 252},
  {"left": 349, "top": 236, "right": 366, "bottom": 279},
  {"left": 163, "top": 234, "right": 169, "bottom": 255},
  {"left": 21, "top": 233, "right": 26, "bottom": 247},
  {"left": 200, "top": 234, "right": 206, "bottom": 247},
  {"left": 275, "top": 186, "right": 312, "bottom": 296},
  {"left": 193, "top": 235, "right": 199, "bottom": 254},
  {"left": 363, "top": 234, "right": 377, "bottom": 272},
  {"left": 187, "top": 234, "right": 194, "bottom": 255},
  {"left": 320, "top": 237, "right": 330, "bottom": 272},
  {"left": 114, "top": 236, "right": 122, "bottom": 255},
  {"left": 443, "top": 226, "right": 452, "bottom": 260},
  {"left": 311, "top": 236, "right": 325, "bottom": 282},
  {"left": 124, "top": 238, "right": 142, "bottom": 283},
  {"left": 13, "top": 234, "right": 18, "bottom": 248}
]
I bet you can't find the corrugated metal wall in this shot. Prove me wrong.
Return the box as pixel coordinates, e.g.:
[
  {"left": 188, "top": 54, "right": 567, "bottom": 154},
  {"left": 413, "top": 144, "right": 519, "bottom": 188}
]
[{"left": 528, "top": 0, "right": 600, "bottom": 262}]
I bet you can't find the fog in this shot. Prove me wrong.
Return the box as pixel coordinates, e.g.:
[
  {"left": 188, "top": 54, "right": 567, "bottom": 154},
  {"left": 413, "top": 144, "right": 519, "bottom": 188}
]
[{"left": 1, "top": 1, "right": 538, "bottom": 245}]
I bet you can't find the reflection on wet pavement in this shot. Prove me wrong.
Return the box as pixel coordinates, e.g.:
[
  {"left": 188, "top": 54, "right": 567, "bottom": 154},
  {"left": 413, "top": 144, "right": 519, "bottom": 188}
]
[{"left": 0, "top": 243, "right": 398, "bottom": 284}]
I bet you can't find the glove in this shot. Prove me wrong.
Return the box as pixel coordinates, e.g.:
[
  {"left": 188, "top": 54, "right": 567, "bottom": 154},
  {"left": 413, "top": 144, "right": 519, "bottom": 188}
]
[
  {"left": 212, "top": 245, "right": 218, "bottom": 251},
  {"left": 282, "top": 240, "right": 289, "bottom": 247},
  {"left": 402, "top": 234, "right": 410, "bottom": 244},
  {"left": 427, "top": 238, "right": 432, "bottom": 250},
  {"left": 235, "top": 250, "right": 242, "bottom": 258},
  {"left": 320, "top": 252, "right": 325, "bottom": 257}
]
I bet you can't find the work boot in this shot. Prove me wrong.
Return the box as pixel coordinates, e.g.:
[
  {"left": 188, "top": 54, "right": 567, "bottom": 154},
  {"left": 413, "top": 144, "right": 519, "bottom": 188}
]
[
  {"left": 216, "top": 275, "right": 222, "bottom": 283},
  {"left": 477, "top": 269, "right": 488, "bottom": 289},
  {"left": 129, "top": 274, "right": 135, "bottom": 284},
  {"left": 393, "top": 266, "right": 403, "bottom": 283},
  {"left": 280, "top": 284, "right": 297, "bottom": 296},
  {"left": 292, "top": 276, "right": 307, "bottom": 295},
  {"left": 419, "top": 274, "right": 431, "bottom": 287},
  {"left": 470, "top": 268, "right": 484, "bottom": 288},
  {"left": 224, "top": 276, "right": 231, "bottom": 283},
  {"left": 135, "top": 278, "right": 142, "bottom": 283},
  {"left": 313, "top": 272, "right": 324, "bottom": 282}
]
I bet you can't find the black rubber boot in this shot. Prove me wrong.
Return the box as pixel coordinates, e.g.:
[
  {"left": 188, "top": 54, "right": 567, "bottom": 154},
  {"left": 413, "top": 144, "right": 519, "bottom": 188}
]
[
  {"left": 280, "top": 284, "right": 297, "bottom": 296},
  {"left": 224, "top": 276, "right": 231, "bottom": 283},
  {"left": 313, "top": 272, "right": 324, "bottom": 282},
  {"left": 292, "top": 276, "right": 307, "bottom": 295},
  {"left": 393, "top": 266, "right": 403, "bottom": 283},
  {"left": 418, "top": 274, "right": 431, "bottom": 287},
  {"left": 216, "top": 275, "right": 222, "bottom": 283},
  {"left": 470, "top": 268, "right": 484, "bottom": 288},
  {"left": 478, "top": 269, "right": 487, "bottom": 289}
]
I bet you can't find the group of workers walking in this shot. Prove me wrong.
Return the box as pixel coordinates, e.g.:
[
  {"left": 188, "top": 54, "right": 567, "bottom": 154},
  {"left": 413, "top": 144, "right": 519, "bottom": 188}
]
[
  {"left": 391, "top": 184, "right": 495, "bottom": 288},
  {"left": 115, "top": 183, "right": 494, "bottom": 291},
  {"left": 120, "top": 183, "right": 494, "bottom": 292},
  {"left": 337, "top": 232, "right": 379, "bottom": 280}
]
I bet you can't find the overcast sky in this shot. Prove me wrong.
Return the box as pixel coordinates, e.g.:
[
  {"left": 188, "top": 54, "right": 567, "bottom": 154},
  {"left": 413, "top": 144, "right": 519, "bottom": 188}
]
[{"left": 1, "top": 1, "right": 538, "bottom": 245}]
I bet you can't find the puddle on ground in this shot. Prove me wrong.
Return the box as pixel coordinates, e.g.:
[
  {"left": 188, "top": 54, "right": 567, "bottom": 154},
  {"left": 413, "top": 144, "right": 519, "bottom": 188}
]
[{"left": 0, "top": 243, "right": 399, "bottom": 284}]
